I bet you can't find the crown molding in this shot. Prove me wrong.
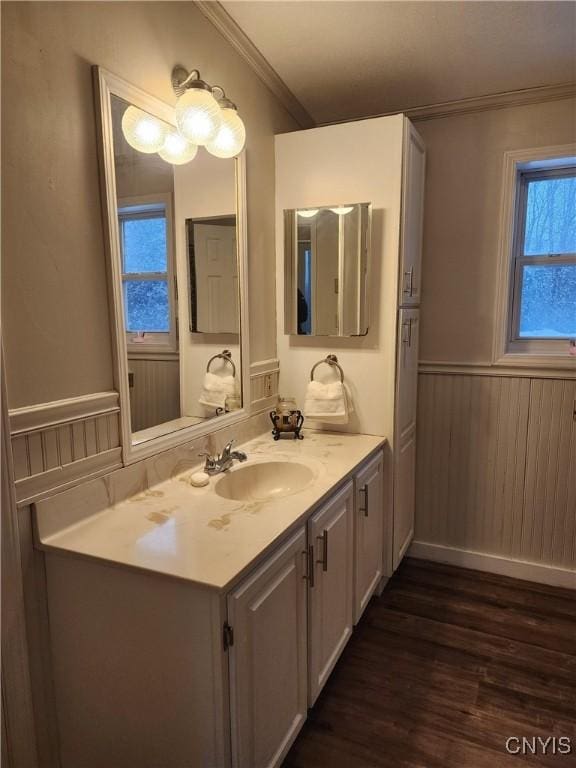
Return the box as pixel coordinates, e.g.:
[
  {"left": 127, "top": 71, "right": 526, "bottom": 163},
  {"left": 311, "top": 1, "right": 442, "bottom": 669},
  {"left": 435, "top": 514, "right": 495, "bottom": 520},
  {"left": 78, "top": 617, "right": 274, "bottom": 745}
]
[
  {"left": 195, "top": 1, "right": 315, "bottom": 129},
  {"left": 318, "top": 81, "right": 576, "bottom": 127}
]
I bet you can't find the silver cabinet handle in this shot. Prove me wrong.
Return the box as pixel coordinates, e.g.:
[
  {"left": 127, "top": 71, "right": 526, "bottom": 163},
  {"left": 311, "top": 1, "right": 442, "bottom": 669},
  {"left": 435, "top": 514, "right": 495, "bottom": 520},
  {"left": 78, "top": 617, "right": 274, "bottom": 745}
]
[
  {"left": 403, "top": 267, "right": 414, "bottom": 296},
  {"left": 316, "top": 530, "right": 328, "bottom": 572},
  {"left": 360, "top": 485, "right": 369, "bottom": 517},
  {"left": 402, "top": 320, "right": 410, "bottom": 345},
  {"left": 302, "top": 545, "right": 315, "bottom": 587}
]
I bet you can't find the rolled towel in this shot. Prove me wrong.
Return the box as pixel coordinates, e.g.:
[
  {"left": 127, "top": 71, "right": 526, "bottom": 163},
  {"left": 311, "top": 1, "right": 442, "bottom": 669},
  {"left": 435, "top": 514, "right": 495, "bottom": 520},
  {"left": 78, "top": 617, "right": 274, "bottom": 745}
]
[
  {"left": 199, "top": 372, "right": 237, "bottom": 410},
  {"left": 304, "top": 380, "right": 353, "bottom": 424}
]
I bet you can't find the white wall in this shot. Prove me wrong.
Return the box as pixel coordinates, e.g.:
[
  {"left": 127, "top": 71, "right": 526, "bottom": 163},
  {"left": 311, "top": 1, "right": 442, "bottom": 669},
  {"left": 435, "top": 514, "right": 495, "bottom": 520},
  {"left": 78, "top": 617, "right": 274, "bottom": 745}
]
[
  {"left": 174, "top": 151, "right": 240, "bottom": 418},
  {"left": 275, "top": 115, "right": 404, "bottom": 438}
]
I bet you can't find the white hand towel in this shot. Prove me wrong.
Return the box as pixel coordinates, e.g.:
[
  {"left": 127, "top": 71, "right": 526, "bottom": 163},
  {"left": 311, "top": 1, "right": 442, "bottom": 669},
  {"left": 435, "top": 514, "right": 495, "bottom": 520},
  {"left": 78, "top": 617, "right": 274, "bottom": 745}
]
[
  {"left": 304, "top": 380, "right": 354, "bottom": 424},
  {"left": 199, "top": 372, "right": 237, "bottom": 410}
]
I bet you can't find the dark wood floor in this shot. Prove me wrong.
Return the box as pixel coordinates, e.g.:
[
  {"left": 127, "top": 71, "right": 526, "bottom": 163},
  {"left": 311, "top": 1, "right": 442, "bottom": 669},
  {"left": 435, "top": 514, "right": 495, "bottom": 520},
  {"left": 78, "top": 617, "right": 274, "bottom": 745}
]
[{"left": 283, "top": 558, "right": 576, "bottom": 768}]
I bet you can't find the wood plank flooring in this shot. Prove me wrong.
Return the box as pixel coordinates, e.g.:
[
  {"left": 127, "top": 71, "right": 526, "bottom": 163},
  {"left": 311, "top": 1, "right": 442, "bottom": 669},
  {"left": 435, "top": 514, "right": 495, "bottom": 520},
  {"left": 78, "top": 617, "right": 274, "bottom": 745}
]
[{"left": 282, "top": 558, "right": 576, "bottom": 768}]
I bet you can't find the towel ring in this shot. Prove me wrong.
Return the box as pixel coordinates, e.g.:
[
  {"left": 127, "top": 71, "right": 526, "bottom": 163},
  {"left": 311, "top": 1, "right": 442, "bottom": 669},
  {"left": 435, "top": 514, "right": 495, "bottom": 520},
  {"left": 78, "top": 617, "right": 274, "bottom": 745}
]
[
  {"left": 206, "top": 349, "right": 236, "bottom": 377},
  {"left": 310, "top": 354, "right": 345, "bottom": 383}
]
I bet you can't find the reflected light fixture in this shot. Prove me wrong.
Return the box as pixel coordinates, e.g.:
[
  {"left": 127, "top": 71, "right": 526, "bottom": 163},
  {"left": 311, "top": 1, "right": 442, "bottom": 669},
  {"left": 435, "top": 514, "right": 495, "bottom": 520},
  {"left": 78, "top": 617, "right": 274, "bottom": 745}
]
[
  {"left": 330, "top": 206, "right": 354, "bottom": 215},
  {"left": 173, "top": 67, "right": 221, "bottom": 146},
  {"left": 206, "top": 89, "right": 246, "bottom": 159},
  {"left": 159, "top": 128, "right": 198, "bottom": 165},
  {"left": 172, "top": 66, "right": 246, "bottom": 158},
  {"left": 297, "top": 209, "right": 319, "bottom": 218},
  {"left": 121, "top": 106, "right": 167, "bottom": 153}
]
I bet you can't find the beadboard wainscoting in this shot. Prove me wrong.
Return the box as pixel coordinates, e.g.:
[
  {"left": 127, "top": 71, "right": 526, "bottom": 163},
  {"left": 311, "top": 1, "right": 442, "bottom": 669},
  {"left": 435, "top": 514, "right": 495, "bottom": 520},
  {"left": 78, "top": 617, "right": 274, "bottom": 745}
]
[
  {"left": 9, "top": 392, "right": 122, "bottom": 506},
  {"left": 128, "top": 356, "right": 180, "bottom": 433},
  {"left": 413, "top": 372, "right": 576, "bottom": 587}
]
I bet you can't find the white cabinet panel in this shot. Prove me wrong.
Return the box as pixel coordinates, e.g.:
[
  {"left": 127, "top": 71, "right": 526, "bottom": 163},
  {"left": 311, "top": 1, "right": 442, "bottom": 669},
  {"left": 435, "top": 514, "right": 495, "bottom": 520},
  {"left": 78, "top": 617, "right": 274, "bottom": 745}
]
[
  {"left": 228, "top": 528, "right": 308, "bottom": 768},
  {"left": 396, "top": 308, "right": 420, "bottom": 444},
  {"left": 394, "top": 431, "right": 416, "bottom": 570},
  {"left": 354, "top": 452, "right": 384, "bottom": 623},
  {"left": 399, "top": 119, "right": 426, "bottom": 307},
  {"left": 308, "top": 481, "right": 354, "bottom": 705}
]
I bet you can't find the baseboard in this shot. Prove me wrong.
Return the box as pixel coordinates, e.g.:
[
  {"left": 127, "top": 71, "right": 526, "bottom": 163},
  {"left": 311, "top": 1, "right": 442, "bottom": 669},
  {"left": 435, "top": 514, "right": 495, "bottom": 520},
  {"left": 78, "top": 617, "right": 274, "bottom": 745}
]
[{"left": 409, "top": 541, "right": 576, "bottom": 590}]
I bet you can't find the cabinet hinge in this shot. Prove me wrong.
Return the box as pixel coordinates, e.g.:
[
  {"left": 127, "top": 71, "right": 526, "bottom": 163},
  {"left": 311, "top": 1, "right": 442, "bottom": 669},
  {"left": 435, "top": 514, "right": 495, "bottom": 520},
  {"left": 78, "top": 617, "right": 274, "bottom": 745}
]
[{"left": 223, "top": 622, "right": 234, "bottom": 651}]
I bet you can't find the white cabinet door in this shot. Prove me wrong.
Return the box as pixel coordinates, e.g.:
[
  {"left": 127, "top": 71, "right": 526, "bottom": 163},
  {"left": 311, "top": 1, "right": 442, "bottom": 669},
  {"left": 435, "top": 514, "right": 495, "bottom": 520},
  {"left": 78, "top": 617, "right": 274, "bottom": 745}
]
[
  {"left": 393, "top": 431, "right": 416, "bottom": 570},
  {"left": 399, "top": 119, "right": 426, "bottom": 307},
  {"left": 354, "top": 451, "right": 384, "bottom": 624},
  {"left": 228, "top": 528, "right": 308, "bottom": 768},
  {"left": 308, "top": 481, "right": 354, "bottom": 706},
  {"left": 396, "top": 308, "right": 420, "bottom": 444}
]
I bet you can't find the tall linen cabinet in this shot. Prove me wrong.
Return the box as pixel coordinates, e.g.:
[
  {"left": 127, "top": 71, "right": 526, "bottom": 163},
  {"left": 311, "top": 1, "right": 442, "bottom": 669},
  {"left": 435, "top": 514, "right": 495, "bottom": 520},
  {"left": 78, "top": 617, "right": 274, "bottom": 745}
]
[{"left": 275, "top": 114, "right": 426, "bottom": 576}]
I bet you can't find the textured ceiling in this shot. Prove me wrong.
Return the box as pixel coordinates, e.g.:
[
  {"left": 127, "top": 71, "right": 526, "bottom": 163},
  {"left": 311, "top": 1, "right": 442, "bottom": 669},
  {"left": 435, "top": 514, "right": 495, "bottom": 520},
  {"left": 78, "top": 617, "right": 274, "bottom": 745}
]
[{"left": 221, "top": 1, "right": 576, "bottom": 124}]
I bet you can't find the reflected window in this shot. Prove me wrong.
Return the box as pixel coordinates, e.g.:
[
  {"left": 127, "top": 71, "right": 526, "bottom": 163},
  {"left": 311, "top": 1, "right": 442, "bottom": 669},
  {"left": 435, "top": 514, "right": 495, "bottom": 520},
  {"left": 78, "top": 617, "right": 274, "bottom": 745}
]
[{"left": 118, "top": 200, "right": 176, "bottom": 347}]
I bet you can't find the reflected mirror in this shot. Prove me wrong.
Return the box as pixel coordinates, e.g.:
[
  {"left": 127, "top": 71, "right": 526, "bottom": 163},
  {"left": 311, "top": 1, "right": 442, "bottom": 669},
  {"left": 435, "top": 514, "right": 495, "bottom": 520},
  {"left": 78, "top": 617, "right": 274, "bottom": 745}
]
[
  {"left": 96, "top": 69, "right": 245, "bottom": 457},
  {"left": 284, "top": 203, "right": 371, "bottom": 336}
]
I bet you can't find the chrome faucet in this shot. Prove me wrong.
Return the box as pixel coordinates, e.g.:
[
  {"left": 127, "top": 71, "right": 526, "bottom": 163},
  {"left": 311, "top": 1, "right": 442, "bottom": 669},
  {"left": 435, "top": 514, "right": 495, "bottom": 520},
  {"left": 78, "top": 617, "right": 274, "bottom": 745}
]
[{"left": 199, "top": 439, "right": 248, "bottom": 476}]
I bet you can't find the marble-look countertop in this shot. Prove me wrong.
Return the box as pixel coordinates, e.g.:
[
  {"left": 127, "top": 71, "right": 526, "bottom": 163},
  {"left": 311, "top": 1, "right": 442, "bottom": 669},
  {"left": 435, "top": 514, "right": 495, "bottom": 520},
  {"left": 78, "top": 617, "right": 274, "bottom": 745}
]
[{"left": 35, "top": 430, "right": 385, "bottom": 592}]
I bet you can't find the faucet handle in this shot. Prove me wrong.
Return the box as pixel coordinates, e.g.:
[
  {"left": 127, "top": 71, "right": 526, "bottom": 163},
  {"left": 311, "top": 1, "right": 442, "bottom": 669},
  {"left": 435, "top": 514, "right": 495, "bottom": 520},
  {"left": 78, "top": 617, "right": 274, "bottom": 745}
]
[
  {"left": 198, "top": 451, "right": 216, "bottom": 471},
  {"left": 221, "top": 439, "right": 235, "bottom": 457}
]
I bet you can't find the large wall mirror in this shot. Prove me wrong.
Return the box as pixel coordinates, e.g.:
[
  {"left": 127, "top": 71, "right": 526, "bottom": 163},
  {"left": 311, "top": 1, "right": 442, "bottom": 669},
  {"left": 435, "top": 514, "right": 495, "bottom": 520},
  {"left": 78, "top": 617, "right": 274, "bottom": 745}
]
[
  {"left": 284, "top": 203, "right": 371, "bottom": 336},
  {"left": 94, "top": 67, "right": 248, "bottom": 461}
]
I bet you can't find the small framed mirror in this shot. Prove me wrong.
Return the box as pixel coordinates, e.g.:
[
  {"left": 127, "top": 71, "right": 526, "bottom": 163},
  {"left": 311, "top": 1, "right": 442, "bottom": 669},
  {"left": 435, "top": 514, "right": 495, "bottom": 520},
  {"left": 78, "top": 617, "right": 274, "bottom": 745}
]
[
  {"left": 94, "top": 67, "right": 249, "bottom": 462},
  {"left": 284, "top": 203, "right": 371, "bottom": 336}
]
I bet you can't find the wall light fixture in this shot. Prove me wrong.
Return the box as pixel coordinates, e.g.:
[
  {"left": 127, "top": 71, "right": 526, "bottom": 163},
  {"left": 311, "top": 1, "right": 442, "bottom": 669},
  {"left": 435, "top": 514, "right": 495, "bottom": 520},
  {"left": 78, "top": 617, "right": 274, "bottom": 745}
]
[{"left": 120, "top": 66, "right": 246, "bottom": 166}]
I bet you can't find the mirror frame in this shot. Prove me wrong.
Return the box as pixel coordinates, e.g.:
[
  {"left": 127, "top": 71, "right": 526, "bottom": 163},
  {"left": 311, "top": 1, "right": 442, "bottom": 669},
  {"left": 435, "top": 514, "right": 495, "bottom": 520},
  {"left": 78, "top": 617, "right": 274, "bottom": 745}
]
[{"left": 93, "top": 66, "right": 250, "bottom": 463}]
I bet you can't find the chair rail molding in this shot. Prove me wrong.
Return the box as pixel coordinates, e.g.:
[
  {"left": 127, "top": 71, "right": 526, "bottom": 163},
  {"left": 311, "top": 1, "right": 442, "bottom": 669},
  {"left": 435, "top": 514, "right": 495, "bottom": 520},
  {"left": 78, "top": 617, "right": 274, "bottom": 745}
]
[{"left": 419, "top": 361, "right": 576, "bottom": 379}]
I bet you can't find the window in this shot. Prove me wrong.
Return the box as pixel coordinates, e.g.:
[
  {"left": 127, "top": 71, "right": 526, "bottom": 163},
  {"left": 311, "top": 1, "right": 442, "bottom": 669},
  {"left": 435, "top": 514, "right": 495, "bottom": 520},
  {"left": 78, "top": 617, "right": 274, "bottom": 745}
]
[
  {"left": 495, "top": 147, "right": 576, "bottom": 365},
  {"left": 118, "top": 197, "right": 176, "bottom": 350}
]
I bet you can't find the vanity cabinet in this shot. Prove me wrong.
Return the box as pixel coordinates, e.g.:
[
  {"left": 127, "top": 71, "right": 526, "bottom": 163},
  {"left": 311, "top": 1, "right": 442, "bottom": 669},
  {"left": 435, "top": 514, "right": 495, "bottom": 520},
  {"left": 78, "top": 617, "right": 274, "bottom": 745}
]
[
  {"left": 353, "top": 452, "right": 384, "bottom": 623},
  {"left": 41, "top": 444, "right": 385, "bottom": 768},
  {"left": 228, "top": 528, "right": 308, "bottom": 768},
  {"left": 307, "top": 481, "right": 354, "bottom": 705}
]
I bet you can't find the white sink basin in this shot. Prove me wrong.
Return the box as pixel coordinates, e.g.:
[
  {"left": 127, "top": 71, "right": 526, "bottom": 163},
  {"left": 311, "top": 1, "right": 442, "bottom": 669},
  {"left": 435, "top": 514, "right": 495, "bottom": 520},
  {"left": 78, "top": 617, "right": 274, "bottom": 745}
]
[{"left": 214, "top": 461, "right": 315, "bottom": 502}]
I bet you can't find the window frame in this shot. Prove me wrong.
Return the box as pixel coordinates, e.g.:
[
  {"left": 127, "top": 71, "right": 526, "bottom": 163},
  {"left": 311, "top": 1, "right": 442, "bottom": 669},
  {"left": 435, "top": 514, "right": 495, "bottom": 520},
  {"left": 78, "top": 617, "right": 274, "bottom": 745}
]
[
  {"left": 493, "top": 145, "right": 576, "bottom": 369},
  {"left": 117, "top": 193, "right": 177, "bottom": 354}
]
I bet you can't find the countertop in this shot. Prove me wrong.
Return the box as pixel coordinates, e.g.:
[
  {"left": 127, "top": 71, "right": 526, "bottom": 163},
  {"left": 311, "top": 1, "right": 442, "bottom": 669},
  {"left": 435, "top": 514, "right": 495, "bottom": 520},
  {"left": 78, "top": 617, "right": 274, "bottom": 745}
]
[{"left": 35, "top": 430, "right": 385, "bottom": 591}]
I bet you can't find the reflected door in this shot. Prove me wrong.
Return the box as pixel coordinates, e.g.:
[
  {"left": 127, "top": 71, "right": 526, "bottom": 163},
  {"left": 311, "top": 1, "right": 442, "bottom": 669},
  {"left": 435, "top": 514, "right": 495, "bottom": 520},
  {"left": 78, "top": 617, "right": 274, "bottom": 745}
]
[{"left": 193, "top": 223, "right": 238, "bottom": 333}]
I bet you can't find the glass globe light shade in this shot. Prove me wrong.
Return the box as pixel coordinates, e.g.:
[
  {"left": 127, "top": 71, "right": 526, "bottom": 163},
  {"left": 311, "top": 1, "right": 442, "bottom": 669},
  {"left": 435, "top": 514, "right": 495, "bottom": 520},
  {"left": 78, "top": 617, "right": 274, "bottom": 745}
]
[
  {"left": 158, "top": 129, "right": 198, "bottom": 165},
  {"left": 297, "top": 209, "right": 319, "bottom": 219},
  {"left": 330, "top": 206, "right": 354, "bottom": 216},
  {"left": 121, "top": 106, "right": 167, "bottom": 154},
  {"left": 205, "top": 107, "right": 246, "bottom": 159},
  {"left": 175, "top": 88, "right": 222, "bottom": 146}
]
